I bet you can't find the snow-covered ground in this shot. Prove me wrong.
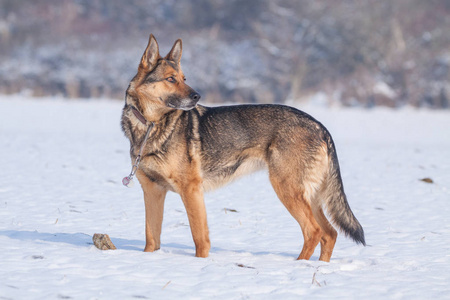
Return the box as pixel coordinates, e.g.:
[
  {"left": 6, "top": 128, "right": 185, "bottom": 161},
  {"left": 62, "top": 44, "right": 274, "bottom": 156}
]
[{"left": 1, "top": 95, "right": 449, "bottom": 299}]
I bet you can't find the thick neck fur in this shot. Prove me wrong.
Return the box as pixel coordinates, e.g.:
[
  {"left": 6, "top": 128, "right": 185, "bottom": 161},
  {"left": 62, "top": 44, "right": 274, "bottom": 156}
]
[
  {"left": 121, "top": 91, "right": 183, "bottom": 158},
  {"left": 125, "top": 81, "right": 174, "bottom": 123}
]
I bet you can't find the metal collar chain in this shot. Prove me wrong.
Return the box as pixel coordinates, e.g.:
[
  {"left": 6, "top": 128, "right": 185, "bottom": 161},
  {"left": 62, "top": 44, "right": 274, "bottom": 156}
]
[{"left": 122, "top": 122, "right": 154, "bottom": 187}]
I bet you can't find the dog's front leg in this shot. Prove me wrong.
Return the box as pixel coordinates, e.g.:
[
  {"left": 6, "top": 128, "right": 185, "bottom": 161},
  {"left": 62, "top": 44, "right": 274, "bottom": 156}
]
[
  {"left": 180, "top": 182, "right": 211, "bottom": 258},
  {"left": 136, "top": 170, "right": 167, "bottom": 252}
]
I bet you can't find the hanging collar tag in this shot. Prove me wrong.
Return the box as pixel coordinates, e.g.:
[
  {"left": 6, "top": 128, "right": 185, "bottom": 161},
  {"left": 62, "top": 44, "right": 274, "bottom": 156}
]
[{"left": 122, "top": 120, "right": 154, "bottom": 188}]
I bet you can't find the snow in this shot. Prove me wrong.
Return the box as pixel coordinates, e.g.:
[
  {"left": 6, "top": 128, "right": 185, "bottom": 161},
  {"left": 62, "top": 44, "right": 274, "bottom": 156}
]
[
  {"left": 1, "top": 95, "right": 450, "bottom": 299},
  {"left": 373, "top": 81, "right": 397, "bottom": 99}
]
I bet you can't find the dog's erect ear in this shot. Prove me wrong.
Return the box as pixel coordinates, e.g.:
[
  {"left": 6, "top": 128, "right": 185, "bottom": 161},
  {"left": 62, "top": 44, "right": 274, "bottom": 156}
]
[
  {"left": 165, "top": 39, "right": 182, "bottom": 64},
  {"left": 140, "top": 34, "right": 160, "bottom": 70}
]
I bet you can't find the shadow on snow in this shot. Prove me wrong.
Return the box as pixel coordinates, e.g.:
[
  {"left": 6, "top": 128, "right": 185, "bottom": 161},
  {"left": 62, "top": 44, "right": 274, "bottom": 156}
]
[
  {"left": 0, "top": 230, "right": 143, "bottom": 251},
  {"left": 0, "top": 230, "right": 299, "bottom": 259}
]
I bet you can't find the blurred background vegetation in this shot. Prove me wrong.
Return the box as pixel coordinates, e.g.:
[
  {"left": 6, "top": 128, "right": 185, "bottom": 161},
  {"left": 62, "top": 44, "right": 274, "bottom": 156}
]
[{"left": 0, "top": 0, "right": 449, "bottom": 108}]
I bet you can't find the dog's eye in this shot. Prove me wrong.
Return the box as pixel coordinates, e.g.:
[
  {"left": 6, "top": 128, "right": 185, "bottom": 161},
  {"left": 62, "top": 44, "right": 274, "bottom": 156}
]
[
  {"left": 167, "top": 77, "right": 175, "bottom": 83},
  {"left": 183, "top": 77, "right": 186, "bottom": 82}
]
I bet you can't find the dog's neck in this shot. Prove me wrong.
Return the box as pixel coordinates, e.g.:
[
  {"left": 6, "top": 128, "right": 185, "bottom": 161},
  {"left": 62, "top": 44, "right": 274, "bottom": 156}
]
[{"left": 131, "top": 106, "right": 148, "bottom": 125}]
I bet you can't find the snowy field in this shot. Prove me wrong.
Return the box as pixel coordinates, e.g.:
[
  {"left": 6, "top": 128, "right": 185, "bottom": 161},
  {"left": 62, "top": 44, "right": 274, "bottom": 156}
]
[{"left": 1, "top": 95, "right": 449, "bottom": 299}]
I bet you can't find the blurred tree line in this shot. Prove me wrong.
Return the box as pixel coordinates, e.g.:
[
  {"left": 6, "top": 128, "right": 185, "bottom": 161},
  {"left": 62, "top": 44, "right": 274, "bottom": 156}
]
[{"left": 0, "top": 0, "right": 449, "bottom": 108}]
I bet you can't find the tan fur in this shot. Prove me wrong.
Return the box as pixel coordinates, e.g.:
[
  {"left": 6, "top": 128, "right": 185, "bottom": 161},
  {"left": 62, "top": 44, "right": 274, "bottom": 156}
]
[
  {"left": 202, "top": 148, "right": 266, "bottom": 192},
  {"left": 136, "top": 169, "right": 166, "bottom": 252}
]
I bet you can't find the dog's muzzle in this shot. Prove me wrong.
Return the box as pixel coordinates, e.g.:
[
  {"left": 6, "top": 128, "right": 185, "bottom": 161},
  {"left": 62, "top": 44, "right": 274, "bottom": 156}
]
[{"left": 167, "top": 92, "right": 201, "bottom": 110}]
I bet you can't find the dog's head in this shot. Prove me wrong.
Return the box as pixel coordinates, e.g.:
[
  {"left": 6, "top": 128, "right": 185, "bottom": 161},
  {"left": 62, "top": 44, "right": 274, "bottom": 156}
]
[{"left": 128, "top": 34, "right": 200, "bottom": 116}]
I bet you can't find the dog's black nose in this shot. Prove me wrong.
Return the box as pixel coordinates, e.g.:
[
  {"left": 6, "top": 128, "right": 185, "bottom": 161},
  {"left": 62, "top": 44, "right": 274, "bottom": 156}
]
[{"left": 189, "top": 92, "right": 201, "bottom": 101}]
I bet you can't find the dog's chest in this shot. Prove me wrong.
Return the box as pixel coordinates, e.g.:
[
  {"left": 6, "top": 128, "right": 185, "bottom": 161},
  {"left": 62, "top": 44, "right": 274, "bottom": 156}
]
[{"left": 138, "top": 146, "right": 190, "bottom": 193}]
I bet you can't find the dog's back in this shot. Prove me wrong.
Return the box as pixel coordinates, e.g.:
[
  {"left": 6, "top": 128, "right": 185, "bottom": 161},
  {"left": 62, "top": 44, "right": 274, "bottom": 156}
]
[{"left": 197, "top": 104, "right": 328, "bottom": 187}]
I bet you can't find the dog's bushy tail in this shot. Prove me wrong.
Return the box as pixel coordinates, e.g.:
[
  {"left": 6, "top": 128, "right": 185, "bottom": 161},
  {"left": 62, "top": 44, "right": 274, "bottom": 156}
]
[{"left": 322, "top": 134, "right": 366, "bottom": 246}]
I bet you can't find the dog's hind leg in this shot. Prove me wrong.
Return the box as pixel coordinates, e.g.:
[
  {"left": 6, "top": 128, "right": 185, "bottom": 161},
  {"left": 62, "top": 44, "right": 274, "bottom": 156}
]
[
  {"left": 269, "top": 173, "right": 322, "bottom": 260},
  {"left": 311, "top": 202, "right": 337, "bottom": 262},
  {"left": 136, "top": 170, "right": 167, "bottom": 252}
]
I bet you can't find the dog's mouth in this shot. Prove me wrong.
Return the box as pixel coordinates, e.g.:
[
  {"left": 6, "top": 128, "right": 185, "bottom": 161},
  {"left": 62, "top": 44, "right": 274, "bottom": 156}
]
[{"left": 167, "top": 98, "right": 198, "bottom": 111}]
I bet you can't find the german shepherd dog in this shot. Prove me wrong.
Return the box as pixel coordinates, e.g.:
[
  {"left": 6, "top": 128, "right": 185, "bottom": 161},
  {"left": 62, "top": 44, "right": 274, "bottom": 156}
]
[{"left": 121, "top": 34, "right": 365, "bottom": 262}]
